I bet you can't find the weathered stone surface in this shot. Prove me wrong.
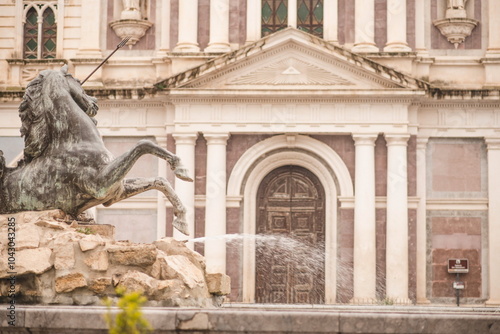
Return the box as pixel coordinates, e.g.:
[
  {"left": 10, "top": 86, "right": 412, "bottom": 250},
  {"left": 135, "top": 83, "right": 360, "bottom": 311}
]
[
  {"left": 206, "top": 273, "right": 231, "bottom": 295},
  {"left": 84, "top": 251, "right": 109, "bottom": 271},
  {"left": 79, "top": 234, "right": 105, "bottom": 252},
  {"left": 76, "top": 224, "right": 115, "bottom": 239},
  {"left": 162, "top": 254, "right": 206, "bottom": 289},
  {"left": 35, "top": 220, "right": 67, "bottom": 230},
  {"left": 16, "top": 224, "right": 40, "bottom": 250},
  {"left": 107, "top": 243, "right": 157, "bottom": 267},
  {"left": 154, "top": 238, "right": 206, "bottom": 270},
  {"left": 118, "top": 271, "right": 157, "bottom": 295},
  {"left": 54, "top": 243, "right": 75, "bottom": 270},
  {"left": 12, "top": 248, "right": 52, "bottom": 277},
  {"left": 88, "top": 277, "right": 112, "bottom": 294},
  {"left": 0, "top": 211, "right": 229, "bottom": 307},
  {"left": 55, "top": 273, "right": 87, "bottom": 293}
]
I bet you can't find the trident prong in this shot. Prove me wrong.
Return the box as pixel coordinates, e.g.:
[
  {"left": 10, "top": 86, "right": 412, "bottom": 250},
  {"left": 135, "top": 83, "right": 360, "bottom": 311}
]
[{"left": 81, "top": 36, "right": 131, "bottom": 85}]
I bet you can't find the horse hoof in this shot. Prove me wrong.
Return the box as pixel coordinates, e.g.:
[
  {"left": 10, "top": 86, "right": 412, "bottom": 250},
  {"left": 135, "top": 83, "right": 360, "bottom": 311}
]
[
  {"left": 173, "top": 217, "right": 189, "bottom": 236},
  {"left": 174, "top": 166, "right": 193, "bottom": 182}
]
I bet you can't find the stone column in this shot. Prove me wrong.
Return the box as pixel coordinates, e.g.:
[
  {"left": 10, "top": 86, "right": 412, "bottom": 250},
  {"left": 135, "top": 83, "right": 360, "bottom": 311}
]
[
  {"left": 487, "top": 0, "right": 500, "bottom": 55},
  {"left": 352, "top": 0, "right": 378, "bottom": 52},
  {"left": 352, "top": 134, "right": 378, "bottom": 303},
  {"left": 484, "top": 0, "right": 500, "bottom": 86},
  {"left": 384, "top": 0, "right": 411, "bottom": 51},
  {"left": 288, "top": 0, "right": 297, "bottom": 28},
  {"left": 174, "top": 0, "right": 200, "bottom": 52},
  {"left": 156, "top": 137, "right": 168, "bottom": 240},
  {"left": 416, "top": 137, "right": 431, "bottom": 304},
  {"left": 173, "top": 133, "right": 198, "bottom": 246},
  {"left": 204, "top": 133, "right": 230, "bottom": 274},
  {"left": 486, "top": 138, "right": 500, "bottom": 305},
  {"left": 246, "top": 0, "right": 261, "bottom": 43},
  {"left": 157, "top": 0, "right": 171, "bottom": 55},
  {"left": 76, "top": 0, "right": 102, "bottom": 57},
  {"left": 205, "top": 0, "right": 231, "bottom": 52},
  {"left": 324, "top": 0, "right": 338, "bottom": 43},
  {"left": 414, "top": 0, "right": 428, "bottom": 54},
  {"left": 385, "top": 134, "right": 410, "bottom": 304}
]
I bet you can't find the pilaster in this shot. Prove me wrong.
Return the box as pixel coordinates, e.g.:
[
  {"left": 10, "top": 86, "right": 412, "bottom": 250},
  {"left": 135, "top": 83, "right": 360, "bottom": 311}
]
[
  {"left": 204, "top": 133, "right": 230, "bottom": 274},
  {"left": 385, "top": 134, "right": 411, "bottom": 304},
  {"left": 75, "top": 0, "right": 102, "bottom": 58},
  {"left": 352, "top": 0, "right": 379, "bottom": 52},
  {"left": 384, "top": 0, "right": 411, "bottom": 52},
  {"left": 246, "top": 0, "right": 261, "bottom": 43},
  {"left": 352, "top": 134, "right": 378, "bottom": 303},
  {"left": 157, "top": 0, "right": 171, "bottom": 56},
  {"left": 174, "top": 0, "right": 200, "bottom": 52},
  {"left": 173, "top": 133, "right": 198, "bottom": 247},
  {"left": 485, "top": 138, "right": 500, "bottom": 305},
  {"left": 205, "top": 0, "right": 231, "bottom": 52},
  {"left": 156, "top": 136, "right": 168, "bottom": 240},
  {"left": 323, "top": 0, "right": 338, "bottom": 44},
  {"left": 416, "top": 137, "right": 431, "bottom": 304}
]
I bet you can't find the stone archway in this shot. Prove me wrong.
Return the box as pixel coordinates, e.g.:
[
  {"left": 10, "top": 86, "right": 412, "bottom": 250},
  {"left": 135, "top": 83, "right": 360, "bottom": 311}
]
[
  {"left": 226, "top": 134, "right": 354, "bottom": 303},
  {"left": 255, "top": 165, "right": 325, "bottom": 304}
]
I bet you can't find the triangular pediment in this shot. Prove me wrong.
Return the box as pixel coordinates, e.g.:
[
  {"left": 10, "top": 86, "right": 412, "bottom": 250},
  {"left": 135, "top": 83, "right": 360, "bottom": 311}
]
[{"left": 156, "top": 28, "right": 429, "bottom": 92}]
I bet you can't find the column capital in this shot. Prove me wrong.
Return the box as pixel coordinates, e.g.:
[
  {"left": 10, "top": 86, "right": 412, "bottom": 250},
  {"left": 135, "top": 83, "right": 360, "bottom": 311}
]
[
  {"left": 416, "top": 136, "right": 429, "bottom": 148},
  {"left": 204, "top": 133, "right": 230, "bottom": 145},
  {"left": 156, "top": 136, "right": 168, "bottom": 147},
  {"left": 485, "top": 137, "right": 500, "bottom": 150},
  {"left": 352, "top": 134, "right": 378, "bottom": 146},
  {"left": 384, "top": 134, "right": 410, "bottom": 146},
  {"left": 173, "top": 133, "right": 199, "bottom": 145}
]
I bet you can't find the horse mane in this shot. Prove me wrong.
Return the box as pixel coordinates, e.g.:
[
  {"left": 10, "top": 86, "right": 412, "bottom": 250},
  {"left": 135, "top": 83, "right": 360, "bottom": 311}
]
[
  {"left": 19, "top": 74, "right": 49, "bottom": 163},
  {"left": 19, "top": 69, "right": 72, "bottom": 163}
]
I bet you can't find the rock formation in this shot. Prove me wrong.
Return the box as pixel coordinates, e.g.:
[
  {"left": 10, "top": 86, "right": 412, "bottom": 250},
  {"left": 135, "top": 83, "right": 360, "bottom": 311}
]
[{"left": 0, "top": 210, "right": 230, "bottom": 307}]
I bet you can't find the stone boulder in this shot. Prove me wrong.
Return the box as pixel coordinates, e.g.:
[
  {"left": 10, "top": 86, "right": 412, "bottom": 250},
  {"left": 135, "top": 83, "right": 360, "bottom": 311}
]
[{"left": 0, "top": 210, "right": 230, "bottom": 307}]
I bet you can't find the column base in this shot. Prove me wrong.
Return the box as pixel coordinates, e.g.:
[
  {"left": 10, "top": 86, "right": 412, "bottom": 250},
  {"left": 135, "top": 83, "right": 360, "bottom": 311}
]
[
  {"left": 384, "top": 297, "right": 413, "bottom": 305},
  {"left": 417, "top": 298, "right": 431, "bottom": 305},
  {"left": 352, "top": 43, "right": 379, "bottom": 53},
  {"left": 485, "top": 299, "right": 500, "bottom": 306},
  {"left": 173, "top": 43, "right": 201, "bottom": 53},
  {"left": 350, "top": 298, "right": 377, "bottom": 305},
  {"left": 384, "top": 42, "right": 412, "bottom": 52},
  {"left": 205, "top": 43, "right": 231, "bottom": 53}
]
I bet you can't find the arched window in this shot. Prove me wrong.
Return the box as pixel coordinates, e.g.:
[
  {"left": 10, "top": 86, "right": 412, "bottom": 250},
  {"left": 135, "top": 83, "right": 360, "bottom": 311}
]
[
  {"left": 297, "top": 0, "right": 323, "bottom": 38},
  {"left": 24, "top": 7, "right": 38, "bottom": 59},
  {"left": 23, "top": 4, "right": 57, "bottom": 59},
  {"left": 260, "top": 0, "right": 324, "bottom": 39},
  {"left": 262, "top": 0, "right": 288, "bottom": 37},
  {"left": 41, "top": 7, "right": 57, "bottom": 58}
]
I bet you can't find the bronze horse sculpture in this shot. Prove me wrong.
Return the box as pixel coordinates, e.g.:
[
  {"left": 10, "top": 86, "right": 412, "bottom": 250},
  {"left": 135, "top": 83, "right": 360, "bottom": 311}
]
[{"left": 0, "top": 66, "right": 191, "bottom": 235}]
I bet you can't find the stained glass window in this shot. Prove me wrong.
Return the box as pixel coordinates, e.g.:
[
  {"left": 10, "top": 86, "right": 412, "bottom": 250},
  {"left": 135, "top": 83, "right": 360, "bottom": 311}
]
[
  {"left": 23, "top": 5, "right": 57, "bottom": 59},
  {"left": 42, "top": 8, "right": 57, "bottom": 58},
  {"left": 262, "top": 0, "right": 288, "bottom": 37},
  {"left": 24, "top": 7, "right": 38, "bottom": 59},
  {"left": 297, "top": 0, "right": 323, "bottom": 38}
]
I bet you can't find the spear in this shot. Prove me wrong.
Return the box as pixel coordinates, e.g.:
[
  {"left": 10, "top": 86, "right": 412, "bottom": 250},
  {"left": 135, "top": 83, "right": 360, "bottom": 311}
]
[{"left": 81, "top": 36, "right": 131, "bottom": 84}]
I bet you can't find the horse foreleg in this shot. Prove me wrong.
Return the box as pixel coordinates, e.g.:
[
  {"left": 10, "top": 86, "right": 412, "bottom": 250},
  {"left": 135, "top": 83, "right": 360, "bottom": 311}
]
[
  {"left": 103, "top": 177, "right": 189, "bottom": 236},
  {"left": 82, "top": 139, "right": 192, "bottom": 200}
]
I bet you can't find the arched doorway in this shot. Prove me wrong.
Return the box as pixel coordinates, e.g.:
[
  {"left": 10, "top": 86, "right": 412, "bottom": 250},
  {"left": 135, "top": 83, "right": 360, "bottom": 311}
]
[{"left": 255, "top": 165, "right": 325, "bottom": 304}]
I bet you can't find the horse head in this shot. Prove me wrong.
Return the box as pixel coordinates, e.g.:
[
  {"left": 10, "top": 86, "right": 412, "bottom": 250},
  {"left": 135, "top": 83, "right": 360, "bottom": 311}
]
[
  {"left": 19, "top": 66, "right": 100, "bottom": 162},
  {"left": 59, "top": 65, "right": 99, "bottom": 119}
]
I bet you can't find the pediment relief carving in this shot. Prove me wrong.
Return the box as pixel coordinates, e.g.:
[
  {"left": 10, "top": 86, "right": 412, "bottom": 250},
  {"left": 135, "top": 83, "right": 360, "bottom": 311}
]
[
  {"left": 157, "top": 28, "right": 428, "bottom": 91},
  {"left": 228, "top": 57, "right": 355, "bottom": 86}
]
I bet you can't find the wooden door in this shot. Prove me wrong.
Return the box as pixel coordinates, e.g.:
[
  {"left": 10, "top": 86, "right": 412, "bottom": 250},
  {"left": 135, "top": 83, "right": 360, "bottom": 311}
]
[{"left": 255, "top": 166, "right": 325, "bottom": 304}]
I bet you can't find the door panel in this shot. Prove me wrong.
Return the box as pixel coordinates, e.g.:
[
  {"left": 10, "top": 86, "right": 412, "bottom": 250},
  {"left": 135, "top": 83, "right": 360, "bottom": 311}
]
[{"left": 255, "top": 165, "right": 325, "bottom": 304}]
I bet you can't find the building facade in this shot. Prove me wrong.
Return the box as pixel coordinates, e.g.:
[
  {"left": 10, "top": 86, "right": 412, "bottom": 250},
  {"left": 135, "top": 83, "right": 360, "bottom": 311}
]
[{"left": 1, "top": 0, "right": 500, "bottom": 306}]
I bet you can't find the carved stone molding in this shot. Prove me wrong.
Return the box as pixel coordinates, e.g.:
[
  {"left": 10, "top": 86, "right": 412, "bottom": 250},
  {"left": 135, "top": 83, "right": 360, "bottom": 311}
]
[
  {"left": 109, "top": 19, "right": 153, "bottom": 47},
  {"left": 433, "top": 17, "right": 478, "bottom": 49}
]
